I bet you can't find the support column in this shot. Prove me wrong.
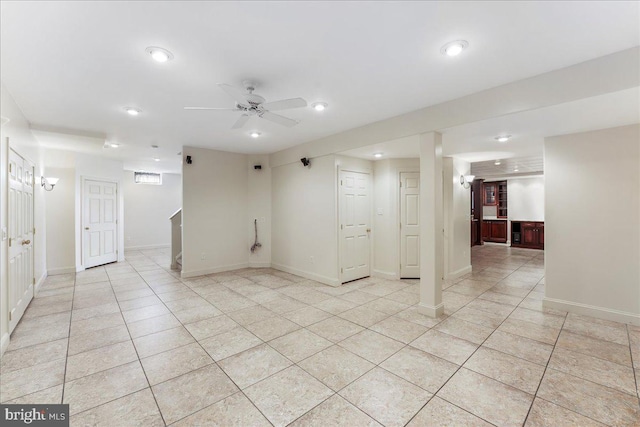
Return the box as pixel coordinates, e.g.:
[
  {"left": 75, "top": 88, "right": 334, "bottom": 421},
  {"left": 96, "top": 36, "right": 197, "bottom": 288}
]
[{"left": 417, "top": 132, "right": 444, "bottom": 318}]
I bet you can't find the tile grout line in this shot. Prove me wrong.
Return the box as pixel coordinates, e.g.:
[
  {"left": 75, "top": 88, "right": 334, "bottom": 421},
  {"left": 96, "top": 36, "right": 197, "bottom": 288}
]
[{"left": 59, "top": 272, "right": 78, "bottom": 406}]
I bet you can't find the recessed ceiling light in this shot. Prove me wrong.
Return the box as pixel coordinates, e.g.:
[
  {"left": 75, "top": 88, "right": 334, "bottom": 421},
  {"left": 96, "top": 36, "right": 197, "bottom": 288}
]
[
  {"left": 374, "top": 153, "right": 383, "bottom": 158},
  {"left": 250, "top": 132, "right": 261, "bottom": 138},
  {"left": 494, "top": 160, "right": 501, "bottom": 165},
  {"left": 153, "top": 158, "right": 160, "bottom": 162},
  {"left": 145, "top": 46, "right": 174, "bottom": 63},
  {"left": 514, "top": 166, "right": 519, "bottom": 172},
  {"left": 124, "top": 107, "right": 141, "bottom": 116},
  {"left": 311, "top": 102, "right": 328, "bottom": 112},
  {"left": 441, "top": 40, "right": 469, "bottom": 57},
  {"left": 495, "top": 135, "right": 511, "bottom": 143}
]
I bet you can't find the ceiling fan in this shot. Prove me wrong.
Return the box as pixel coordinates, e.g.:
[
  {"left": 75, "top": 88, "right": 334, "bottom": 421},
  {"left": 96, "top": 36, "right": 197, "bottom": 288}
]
[{"left": 184, "top": 81, "right": 307, "bottom": 129}]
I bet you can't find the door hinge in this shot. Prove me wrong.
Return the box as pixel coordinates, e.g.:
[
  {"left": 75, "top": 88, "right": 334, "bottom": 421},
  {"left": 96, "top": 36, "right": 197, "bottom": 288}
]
[
  {"left": 400, "top": 181, "right": 402, "bottom": 187},
  {"left": 33, "top": 277, "right": 35, "bottom": 285},
  {"left": 33, "top": 227, "right": 36, "bottom": 235},
  {"left": 116, "top": 220, "right": 118, "bottom": 224},
  {"left": 8, "top": 312, "right": 11, "bottom": 321},
  {"left": 341, "top": 268, "right": 343, "bottom": 273},
  {"left": 8, "top": 238, "right": 11, "bottom": 247},
  {"left": 9, "top": 163, "right": 12, "bottom": 173},
  {"left": 340, "top": 180, "right": 343, "bottom": 186},
  {"left": 400, "top": 222, "right": 402, "bottom": 229},
  {"left": 341, "top": 224, "right": 343, "bottom": 230}
]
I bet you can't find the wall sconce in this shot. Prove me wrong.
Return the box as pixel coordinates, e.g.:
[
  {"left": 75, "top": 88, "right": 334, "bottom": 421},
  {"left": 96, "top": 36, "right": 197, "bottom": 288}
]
[
  {"left": 41, "top": 176, "right": 59, "bottom": 191},
  {"left": 460, "top": 174, "right": 475, "bottom": 189}
]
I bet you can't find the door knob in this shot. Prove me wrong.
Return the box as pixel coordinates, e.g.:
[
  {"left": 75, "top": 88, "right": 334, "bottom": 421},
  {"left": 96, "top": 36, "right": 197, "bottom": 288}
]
[
  {"left": 366, "top": 228, "right": 371, "bottom": 233},
  {"left": 85, "top": 227, "right": 90, "bottom": 230},
  {"left": 22, "top": 239, "right": 30, "bottom": 245}
]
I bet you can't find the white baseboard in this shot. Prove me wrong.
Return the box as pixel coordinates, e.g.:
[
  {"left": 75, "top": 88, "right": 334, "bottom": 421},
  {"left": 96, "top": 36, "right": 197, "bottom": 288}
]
[
  {"left": 34, "top": 271, "right": 47, "bottom": 296},
  {"left": 373, "top": 269, "right": 398, "bottom": 280},
  {"left": 543, "top": 297, "right": 640, "bottom": 326},
  {"left": 47, "top": 267, "right": 76, "bottom": 276},
  {"left": 1, "top": 332, "right": 9, "bottom": 357},
  {"left": 124, "top": 244, "right": 170, "bottom": 251},
  {"left": 417, "top": 302, "right": 445, "bottom": 318},
  {"left": 445, "top": 265, "right": 472, "bottom": 281},
  {"left": 248, "top": 262, "right": 271, "bottom": 268},
  {"left": 271, "top": 263, "right": 341, "bottom": 287},
  {"left": 181, "top": 262, "right": 249, "bottom": 279}
]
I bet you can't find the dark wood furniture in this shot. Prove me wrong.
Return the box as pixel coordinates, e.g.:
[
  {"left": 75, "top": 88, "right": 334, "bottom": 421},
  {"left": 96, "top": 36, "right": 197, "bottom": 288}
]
[
  {"left": 483, "top": 182, "right": 497, "bottom": 205},
  {"left": 471, "top": 180, "right": 484, "bottom": 246},
  {"left": 511, "top": 221, "right": 544, "bottom": 249},
  {"left": 482, "top": 220, "right": 508, "bottom": 243},
  {"left": 497, "top": 181, "right": 508, "bottom": 218}
]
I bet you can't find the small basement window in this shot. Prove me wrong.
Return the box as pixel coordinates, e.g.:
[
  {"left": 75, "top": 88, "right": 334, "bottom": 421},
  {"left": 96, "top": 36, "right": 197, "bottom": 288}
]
[{"left": 134, "top": 171, "right": 162, "bottom": 185}]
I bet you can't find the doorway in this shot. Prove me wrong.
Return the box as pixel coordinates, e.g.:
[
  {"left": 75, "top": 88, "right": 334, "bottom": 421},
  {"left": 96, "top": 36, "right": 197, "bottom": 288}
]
[
  {"left": 82, "top": 178, "right": 118, "bottom": 269},
  {"left": 400, "top": 172, "right": 420, "bottom": 278},
  {"left": 339, "top": 170, "right": 371, "bottom": 283}
]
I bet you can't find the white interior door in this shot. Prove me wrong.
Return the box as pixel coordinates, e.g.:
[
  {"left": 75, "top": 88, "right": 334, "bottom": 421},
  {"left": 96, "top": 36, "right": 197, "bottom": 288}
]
[
  {"left": 400, "top": 172, "right": 420, "bottom": 278},
  {"left": 8, "top": 149, "right": 34, "bottom": 333},
  {"left": 83, "top": 179, "right": 118, "bottom": 269},
  {"left": 340, "top": 170, "right": 370, "bottom": 283}
]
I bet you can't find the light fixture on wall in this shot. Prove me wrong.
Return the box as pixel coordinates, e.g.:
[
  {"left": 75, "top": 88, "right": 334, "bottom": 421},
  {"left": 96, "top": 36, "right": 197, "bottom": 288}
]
[
  {"left": 460, "top": 174, "right": 475, "bottom": 189},
  {"left": 41, "top": 176, "right": 59, "bottom": 191}
]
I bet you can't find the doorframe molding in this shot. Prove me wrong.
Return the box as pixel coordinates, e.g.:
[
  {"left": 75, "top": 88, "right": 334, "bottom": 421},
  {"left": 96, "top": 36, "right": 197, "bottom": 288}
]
[
  {"left": 336, "top": 166, "right": 373, "bottom": 284},
  {"left": 80, "top": 176, "right": 120, "bottom": 270},
  {"left": 397, "top": 167, "right": 420, "bottom": 279}
]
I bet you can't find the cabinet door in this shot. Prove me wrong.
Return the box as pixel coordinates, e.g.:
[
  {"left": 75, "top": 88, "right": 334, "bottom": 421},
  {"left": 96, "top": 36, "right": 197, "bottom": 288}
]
[
  {"left": 491, "top": 222, "right": 507, "bottom": 241},
  {"left": 483, "top": 183, "right": 497, "bottom": 205},
  {"left": 537, "top": 225, "right": 544, "bottom": 247},
  {"left": 482, "top": 221, "right": 491, "bottom": 239},
  {"left": 523, "top": 226, "right": 537, "bottom": 245}
]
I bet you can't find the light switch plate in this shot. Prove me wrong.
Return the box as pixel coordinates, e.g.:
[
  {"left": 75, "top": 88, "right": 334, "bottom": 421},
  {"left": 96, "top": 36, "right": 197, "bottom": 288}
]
[{"left": 377, "top": 208, "right": 384, "bottom": 216}]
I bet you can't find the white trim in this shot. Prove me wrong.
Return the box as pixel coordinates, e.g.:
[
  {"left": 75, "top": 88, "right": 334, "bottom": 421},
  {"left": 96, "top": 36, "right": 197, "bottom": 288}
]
[
  {"left": 181, "top": 262, "right": 249, "bottom": 279},
  {"left": 124, "top": 244, "right": 170, "bottom": 251},
  {"left": 417, "top": 302, "right": 445, "bottom": 318},
  {"left": 271, "top": 263, "right": 341, "bottom": 287},
  {"left": 1, "top": 332, "right": 9, "bottom": 357},
  {"left": 398, "top": 168, "right": 421, "bottom": 279},
  {"left": 80, "top": 176, "right": 121, "bottom": 268},
  {"left": 445, "top": 265, "right": 472, "bottom": 281},
  {"left": 248, "top": 262, "right": 271, "bottom": 268},
  {"left": 372, "top": 269, "right": 398, "bottom": 280},
  {"left": 543, "top": 297, "right": 640, "bottom": 326},
  {"left": 47, "top": 267, "right": 76, "bottom": 275},
  {"left": 34, "top": 271, "right": 47, "bottom": 296}
]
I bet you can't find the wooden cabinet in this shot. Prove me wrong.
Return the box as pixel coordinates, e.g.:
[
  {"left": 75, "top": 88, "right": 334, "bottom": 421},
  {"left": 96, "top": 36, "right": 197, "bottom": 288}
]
[
  {"left": 484, "top": 181, "right": 508, "bottom": 218},
  {"left": 483, "top": 183, "right": 497, "bottom": 205},
  {"left": 497, "top": 181, "right": 508, "bottom": 218},
  {"left": 511, "top": 221, "right": 544, "bottom": 249},
  {"left": 482, "top": 220, "right": 508, "bottom": 243}
]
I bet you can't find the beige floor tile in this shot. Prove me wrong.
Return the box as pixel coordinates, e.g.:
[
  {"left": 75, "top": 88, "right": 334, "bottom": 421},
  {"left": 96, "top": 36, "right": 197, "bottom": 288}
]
[
  {"left": 173, "top": 392, "right": 271, "bottom": 427},
  {"left": 453, "top": 306, "right": 507, "bottom": 329},
  {"left": 435, "top": 317, "right": 494, "bottom": 345},
  {"left": 70, "top": 388, "right": 164, "bottom": 427},
  {"left": 548, "top": 347, "right": 637, "bottom": 395},
  {"left": 340, "top": 367, "right": 431, "bottom": 427},
  {"left": 66, "top": 340, "right": 138, "bottom": 381},
  {"left": 478, "top": 291, "right": 523, "bottom": 306},
  {"left": 67, "top": 324, "right": 130, "bottom": 356},
  {"left": 298, "top": 345, "right": 375, "bottom": 391},
  {"left": 133, "top": 326, "right": 195, "bottom": 358},
  {"left": 269, "top": 329, "right": 332, "bottom": 363},
  {"left": 338, "top": 307, "right": 390, "bottom": 328},
  {"left": 218, "top": 343, "right": 292, "bottom": 388},
  {"left": 339, "top": 330, "right": 404, "bottom": 364},
  {"left": 282, "top": 306, "right": 332, "bottom": 326},
  {"left": 290, "top": 394, "right": 381, "bottom": 427},
  {"left": 361, "top": 298, "right": 408, "bottom": 315},
  {"left": 199, "top": 326, "right": 262, "bottom": 361},
  {"left": 537, "top": 368, "right": 640, "bottom": 426},
  {"left": 370, "top": 316, "right": 428, "bottom": 344},
  {"left": 164, "top": 296, "right": 211, "bottom": 312},
  {"left": 483, "top": 330, "right": 553, "bottom": 366},
  {"left": 313, "top": 297, "right": 359, "bottom": 315},
  {"left": 114, "top": 287, "right": 155, "bottom": 302},
  {"left": 498, "top": 318, "right": 560, "bottom": 345},
  {"left": 438, "top": 368, "right": 534, "bottom": 427},
  {"left": 127, "top": 313, "right": 181, "bottom": 339},
  {"left": 307, "top": 317, "right": 364, "bottom": 343},
  {"left": 156, "top": 288, "right": 198, "bottom": 303},
  {"left": 410, "top": 329, "right": 478, "bottom": 365},
  {"left": 173, "top": 304, "right": 223, "bottom": 324},
  {"left": 381, "top": 346, "right": 459, "bottom": 393},
  {"left": 141, "top": 342, "right": 214, "bottom": 385},
  {"left": 7, "top": 312, "right": 71, "bottom": 350},
  {"left": 244, "top": 366, "right": 334, "bottom": 427},
  {"left": 70, "top": 312, "right": 124, "bottom": 336},
  {"left": 118, "top": 295, "right": 162, "bottom": 311},
  {"left": 465, "top": 298, "right": 515, "bottom": 317},
  {"left": 1, "top": 338, "right": 68, "bottom": 373},
  {"left": 121, "top": 303, "right": 170, "bottom": 323},
  {"left": 339, "top": 290, "right": 379, "bottom": 305},
  {"left": 407, "top": 396, "right": 493, "bottom": 427},
  {"left": 4, "top": 384, "right": 63, "bottom": 404},
  {"left": 183, "top": 315, "right": 238, "bottom": 340},
  {"left": 63, "top": 361, "right": 148, "bottom": 415},
  {"left": 0, "top": 358, "right": 66, "bottom": 402},
  {"left": 394, "top": 306, "right": 447, "bottom": 328},
  {"left": 71, "top": 301, "right": 121, "bottom": 321},
  {"left": 384, "top": 290, "right": 419, "bottom": 306},
  {"left": 508, "top": 307, "right": 565, "bottom": 329},
  {"left": 152, "top": 363, "right": 238, "bottom": 424},
  {"left": 562, "top": 315, "right": 629, "bottom": 346},
  {"left": 360, "top": 281, "right": 408, "bottom": 297},
  {"left": 245, "top": 316, "right": 300, "bottom": 341},
  {"left": 525, "top": 398, "right": 607, "bottom": 427},
  {"left": 261, "top": 296, "right": 307, "bottom": 314},
  {"left": 227, "top": 305, "right": 277, "bottom": 326},
  {"left": 464, "top": 347, "right": 545, "bottom": 394}
]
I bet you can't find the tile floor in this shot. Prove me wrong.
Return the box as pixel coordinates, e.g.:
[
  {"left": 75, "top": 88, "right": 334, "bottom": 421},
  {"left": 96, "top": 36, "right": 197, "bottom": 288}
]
[{"left": 1, "top": 245, "right": 639, "bottom": 426}]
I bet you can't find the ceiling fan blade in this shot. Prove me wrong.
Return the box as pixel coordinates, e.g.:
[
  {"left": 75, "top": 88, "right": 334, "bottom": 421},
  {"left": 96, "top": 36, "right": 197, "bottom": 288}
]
[
  {"left": 218, "top": 83, "right": 249, "bottom": 106},
  {"left": 260, "top": 111, "right": 298, "bottom": 127},
  {"left": 184, "top": 107, "right": 238, "bottom": 110},
  {"left": 232, "top": 114, "right": 250, "bottom": 129},
  {"left": 261, "top": 98, "right": 307, "bottom": 111}
]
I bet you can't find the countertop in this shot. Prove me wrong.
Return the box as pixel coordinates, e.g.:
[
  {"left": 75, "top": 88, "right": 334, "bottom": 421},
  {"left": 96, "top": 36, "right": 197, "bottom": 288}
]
[{"left": 483, "top": 217, "right": 507, "bottom": 221}]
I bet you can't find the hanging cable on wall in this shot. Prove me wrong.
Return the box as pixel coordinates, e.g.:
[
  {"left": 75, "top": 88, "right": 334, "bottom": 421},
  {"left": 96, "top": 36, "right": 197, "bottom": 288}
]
[{"left": 251, "top": 218, "right": 262, "bottom": 253}]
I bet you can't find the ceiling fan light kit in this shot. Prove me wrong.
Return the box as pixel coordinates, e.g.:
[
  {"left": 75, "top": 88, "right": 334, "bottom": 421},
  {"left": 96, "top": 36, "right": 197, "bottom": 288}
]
[{"left": 185, "top": 81, "right": 307, "bottom": 129}]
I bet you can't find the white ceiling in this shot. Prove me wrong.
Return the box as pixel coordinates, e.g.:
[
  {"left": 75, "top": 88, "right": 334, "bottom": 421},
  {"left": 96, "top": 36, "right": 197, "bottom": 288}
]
[{"left": 1, "top": 1, "right": 639, "bottom": 174}]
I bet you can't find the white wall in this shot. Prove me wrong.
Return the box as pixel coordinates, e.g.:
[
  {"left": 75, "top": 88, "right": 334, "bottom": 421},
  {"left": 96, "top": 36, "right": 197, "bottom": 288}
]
[
  {"left": 271, "top": 154, "right": 339, "bottom": 285},
  {"left": 247, "top": 155, "right": 271, "bottom": 267},
  {"left": 123, "top": 171, "right": 181, "bottom": 250},
  {"left": 74, "top": 154, "right": 125, "bottom": 270},
  {"left": 45, "top": 167, "right": 75, "bottom": 274},
  {"left": 544, "top": 124, "right": 640, "bottom": 324},
  {"left": 181, "top": 147, "right": 249, "bottom": 277},
  {"left": 444, "top": 157, "right": 472, "bottom": 279},
  {"left": 508, "top": 177, "right": 545, "bottom": 221}
]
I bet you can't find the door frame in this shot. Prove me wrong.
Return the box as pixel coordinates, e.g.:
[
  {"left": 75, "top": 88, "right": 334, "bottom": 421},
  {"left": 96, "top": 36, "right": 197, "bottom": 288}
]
[
  {"left": 80, "top": 176, "right": 119, "bottom": 269},
  {"left": 396, "top": 167, "right": 420, "bottom": 279},
  {"left": 337, "top": 166, "right": 372, "bottom": 284}
]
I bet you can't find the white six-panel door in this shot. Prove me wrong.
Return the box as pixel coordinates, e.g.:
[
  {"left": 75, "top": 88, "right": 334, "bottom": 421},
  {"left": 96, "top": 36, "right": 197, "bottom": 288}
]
[
  {"left": 8, "top": 149, "right": 34, "bottom": 333},
  {"left": 83, "top": 179, "right": 118, "bottom": 269},
  {"left": 340, "top": 170, "right": 371, "bottom": 283},
  {"left": 400, "top": 172, "right": 420, "bottom": 278}
]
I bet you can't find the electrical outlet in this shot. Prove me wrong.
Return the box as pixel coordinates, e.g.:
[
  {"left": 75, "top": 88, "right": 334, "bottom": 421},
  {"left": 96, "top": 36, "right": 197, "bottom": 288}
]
[{"left": 200, "top": 253, "right": 206, "bottom": 260}]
